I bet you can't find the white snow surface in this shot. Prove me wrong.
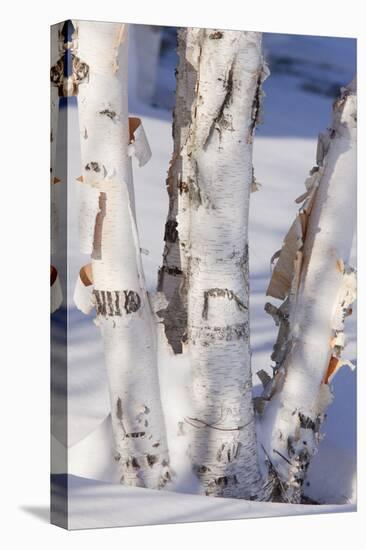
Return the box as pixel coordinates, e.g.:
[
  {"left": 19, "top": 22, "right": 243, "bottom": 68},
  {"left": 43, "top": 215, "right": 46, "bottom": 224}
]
[
  {"left": 52, "top": 473, "right": 352, "bottom": 530},
  {"left": 51, "top": 31, "right": 357, "bottom": 528}
]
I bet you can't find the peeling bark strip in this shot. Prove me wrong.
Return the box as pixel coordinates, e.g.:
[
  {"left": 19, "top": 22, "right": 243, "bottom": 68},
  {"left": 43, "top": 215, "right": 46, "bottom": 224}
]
[
  {"left": 260, "top": 81, "right": 357, "bottom": 503},
  {"left": 178, "top": 30, "right": 268, "bottom": 499},
  {"left": 74, "top": 21, "right": 170, "bottom": 489},
  {"left": 50, "top": 266, "right": 63, "bottom": 313},
  {"left": 91, "top": 192, "right": 106, "bottom": 259}
]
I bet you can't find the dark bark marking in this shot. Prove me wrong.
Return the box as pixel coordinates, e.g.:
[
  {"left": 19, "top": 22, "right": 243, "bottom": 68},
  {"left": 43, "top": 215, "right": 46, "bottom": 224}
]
[
  {"left": 158, "top": 469, "right": 172, "bottom": 489},
  {"left": 124, "top": 290, "right": 141, "bottom": 314},
  {"left": 234, "top": 441, "right": 242, "bottom": 459},
  {"left": 164, "top": 219, "right": 179, "bottom": 243},
  {"left": 178, "top": 179, "right": 189, "bottom": 194},
  {"left": 92, "top": 192, "right": 106, "bottom": 260},
  {"left": 273, "top": 448, "right": 292, "bottom": 465},
  {"left": 185, "top": 416, "right": 251, "bottom": 432},
  {"left": 200, "top": 62, "right": 235, "bottom": 149},
  {"left": 114, "top": 291, "right": 121, "bottom": 316},
  {"left": 116, "top": 397, "right": 127, "bottom": 437},
  {"left": 249, "top": 70, "right": 264, "bottom": 137},
  {"left": 100, "top": 291, "right": 107, "bottom": 316},
  {"left": 189, "top": 177, "right": 202, "bottom": 208},
  {"left": 209, "top": 31, "right": 223, "bottom": 39},
  {"left": 205, "top": 475, "right": 238, "bottom": 495},
  {"left": 190, "top": 322, "right": 249, "bottom": 343},
  {"left": 202, "top": 288, "right": 247, "bottom": 320},
  {"left": 158, "top": 265, "right": 183, "bottom": 278},
  {"left": 125, "top": 456, "right": 140, "bottom": 470},
  {"left": 215, "top": 65, "right": 234, "bottom": 129},
  {"left": 94, "top": 290, "right": 102, "bottom": 314},
  {"left": 99, "top": 108, "right": 117, "bottom": 120},
  {"left": 146, "top": 454, "right": 158, "bottom": 467},
  {"left": 50, "top": 55, "right": 89, "bottom": 97},
  {"left": 214, "top": 475, "right": 237, "bottom": 487},
  {"left": 85, "top": 162, "right": 101, "bottom": 172},
  {"left": 193, "top": 464, "right": 211, "bottom": 475},
  {"left": 94, "top": 290, "right": 141, "bottom": 317},
  {"left": 298, "top": 413, "right": 321, "bottom": 432},
  {"left": 106, "top": 291, "right": 114, "bottom": 316},
  {"left": 126, "top": 431, "right": 146, "bottom": 439}
]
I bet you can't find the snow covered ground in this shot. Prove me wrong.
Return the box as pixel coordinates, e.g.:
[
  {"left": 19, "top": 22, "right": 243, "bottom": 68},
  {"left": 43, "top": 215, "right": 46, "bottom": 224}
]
[
  {"left": 51, "top": 29, "right": 357, "bottom": 529},
  {"left": 51, "top": 473, "right": 353, "bottom": 530}
]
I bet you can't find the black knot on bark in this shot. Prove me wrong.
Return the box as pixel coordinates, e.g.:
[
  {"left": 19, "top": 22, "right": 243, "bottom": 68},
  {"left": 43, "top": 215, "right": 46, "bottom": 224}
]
[
  {"left": 124, "top": 290, "right": 141, "bottom": 314},
  {"left": 164, "top": 220, "right": 179, "bottom": 243}
]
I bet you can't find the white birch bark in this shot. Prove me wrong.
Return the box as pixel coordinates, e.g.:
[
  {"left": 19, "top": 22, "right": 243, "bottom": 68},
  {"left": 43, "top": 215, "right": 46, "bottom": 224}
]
[
  {"left": 74, "top": 21, "right": 170, "bottom": 489},
  {"left": 180, "top": 29, "right": 267, "bottom": 498},
  {"left": 260, "top": 81, "right": 357, "bottom": 503}
]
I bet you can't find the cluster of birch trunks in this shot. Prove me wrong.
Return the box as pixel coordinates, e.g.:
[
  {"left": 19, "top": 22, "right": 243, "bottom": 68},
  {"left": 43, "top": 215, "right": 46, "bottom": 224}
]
[{"left": 51, "top": 20, "right": 357, "bottom": 503}]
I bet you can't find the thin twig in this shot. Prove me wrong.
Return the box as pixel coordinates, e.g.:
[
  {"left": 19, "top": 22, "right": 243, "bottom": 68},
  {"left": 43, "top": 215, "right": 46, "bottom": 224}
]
[
  {"left": 184, "top": 416, "right": 252, "bottom": 431},
  {"left": 273, "top": 448, "right": 292, "bottom": 466}
]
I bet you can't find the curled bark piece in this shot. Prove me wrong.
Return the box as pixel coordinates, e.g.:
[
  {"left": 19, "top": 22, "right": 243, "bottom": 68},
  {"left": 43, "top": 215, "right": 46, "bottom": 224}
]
[
  {"left": 267, "top": 169, "right": 320, "bottom": 301},
  {"left": 73, "top": 265, "right": 94, "bottom": 314},
  {"left": 51, "top": 266, "right": 63, "bottom": 314},
  {"left": 128, "top": 117, "right": 152, "bottom": 167},
  {"left": 261, "top": 81, "right": 357, "bottom": 503}
]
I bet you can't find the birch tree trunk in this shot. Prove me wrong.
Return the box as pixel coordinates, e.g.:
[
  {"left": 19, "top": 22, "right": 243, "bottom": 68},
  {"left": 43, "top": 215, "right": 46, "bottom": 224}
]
[
  {"left": 157, "top": 28, "right": 201, "bottom": 353},
  {"left": 174, "top": 29, "right": 268, "bottom": 498},
  {"left": 259, "top": 81, "right": 357, "bottom": 503},
  {"left": 73, "top": 21, "right": 170, "bottom": 489}
]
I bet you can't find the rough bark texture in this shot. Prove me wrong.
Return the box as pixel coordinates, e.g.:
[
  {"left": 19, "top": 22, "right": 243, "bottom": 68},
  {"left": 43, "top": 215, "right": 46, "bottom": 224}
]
[
  {"left": 259, "top": 81, "right": 357, "bottom": 503},
  {"left": 171, "top": 29, "right": 268, "bottom": 498},
  {"left": 74, "top": 21, "right": 170, "bottom": 490},
  {"left": 157, "top": 28, "right": 201, "bottom": 353}
]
